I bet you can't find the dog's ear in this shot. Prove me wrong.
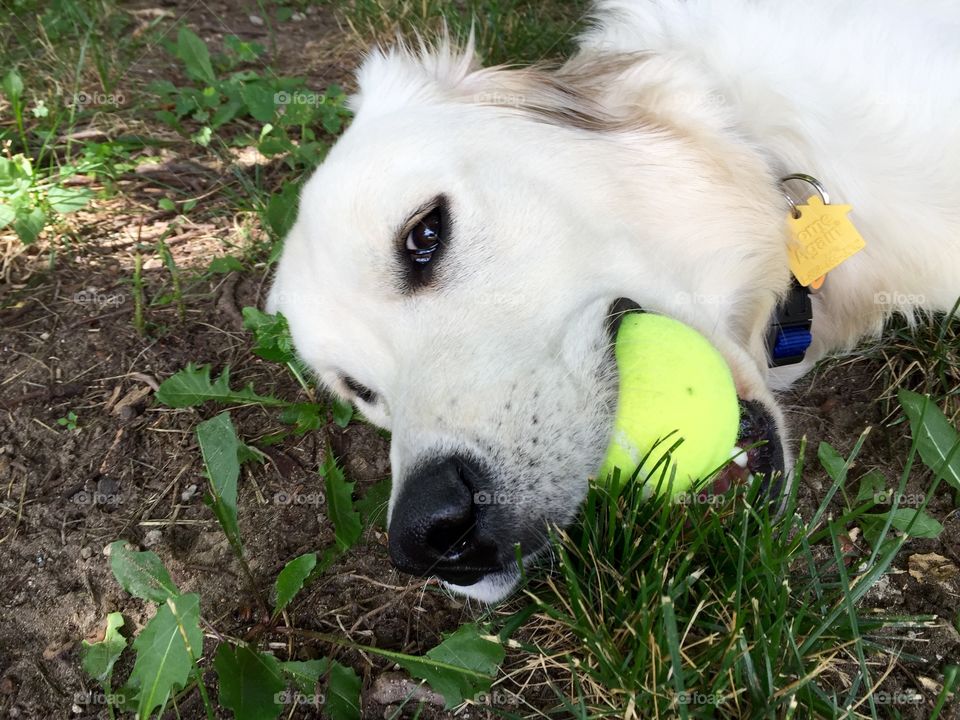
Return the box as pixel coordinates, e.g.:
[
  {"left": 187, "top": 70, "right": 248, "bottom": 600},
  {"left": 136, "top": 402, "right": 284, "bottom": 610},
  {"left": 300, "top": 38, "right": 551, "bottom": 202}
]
[
  {"left": 350, "top": 34, "right": 647, "bottom": 135},
  {"left": 350, "top": 31, "right": 480, "bottom": 118}
]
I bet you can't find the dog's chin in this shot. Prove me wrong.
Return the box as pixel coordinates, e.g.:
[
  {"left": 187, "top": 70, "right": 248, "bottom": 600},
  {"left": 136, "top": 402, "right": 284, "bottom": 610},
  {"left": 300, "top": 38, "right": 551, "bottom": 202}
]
[{"left": 443, "top": 568, "right": 523, "bottom": 604}]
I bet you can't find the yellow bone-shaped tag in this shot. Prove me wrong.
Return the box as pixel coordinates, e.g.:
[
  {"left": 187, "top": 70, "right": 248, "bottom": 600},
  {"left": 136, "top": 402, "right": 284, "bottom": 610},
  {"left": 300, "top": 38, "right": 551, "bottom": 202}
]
[{"left": 787, "top": 195, "right": 866, "bottom": 287}]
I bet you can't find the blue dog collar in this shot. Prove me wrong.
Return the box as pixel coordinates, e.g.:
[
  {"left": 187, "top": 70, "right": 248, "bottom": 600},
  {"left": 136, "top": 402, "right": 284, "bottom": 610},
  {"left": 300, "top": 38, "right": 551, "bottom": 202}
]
[{"left": 767, "top": 279, "right": 813, "bottom": 367}]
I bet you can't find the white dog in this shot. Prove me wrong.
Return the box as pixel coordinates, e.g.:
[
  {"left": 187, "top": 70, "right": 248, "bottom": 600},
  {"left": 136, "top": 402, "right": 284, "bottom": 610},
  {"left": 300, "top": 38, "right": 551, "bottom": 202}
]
[{"left": 268, "top": 0, "right": 960, "bottom": 602}]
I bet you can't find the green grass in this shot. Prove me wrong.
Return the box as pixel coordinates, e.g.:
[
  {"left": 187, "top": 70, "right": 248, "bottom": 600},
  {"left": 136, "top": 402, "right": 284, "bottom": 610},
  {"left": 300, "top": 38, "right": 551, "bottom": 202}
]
[
  {"left": 330, "top": 0, "right": 590, "bottom": 65},
  {"left": 0, "top": 0, "right": 151, "bottom": 243},
  {"left": 514, "top": 418, "right": 949, "bottom": 717},
  {"left": 866, "top": 302, "right": 960, "bottom": 425}
]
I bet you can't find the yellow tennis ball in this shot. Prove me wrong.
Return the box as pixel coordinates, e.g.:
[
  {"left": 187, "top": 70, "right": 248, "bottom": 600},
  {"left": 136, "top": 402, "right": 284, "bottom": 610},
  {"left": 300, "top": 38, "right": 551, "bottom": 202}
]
[{"left": 599, "top": 313, "right": 740, "bottom": 495}]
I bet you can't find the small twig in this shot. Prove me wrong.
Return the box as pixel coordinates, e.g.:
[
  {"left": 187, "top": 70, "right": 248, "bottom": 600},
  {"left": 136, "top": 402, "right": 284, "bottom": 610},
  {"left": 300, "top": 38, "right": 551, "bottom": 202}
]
[{"left": 216, "top": 272, "right": 244, "bottom": 330}]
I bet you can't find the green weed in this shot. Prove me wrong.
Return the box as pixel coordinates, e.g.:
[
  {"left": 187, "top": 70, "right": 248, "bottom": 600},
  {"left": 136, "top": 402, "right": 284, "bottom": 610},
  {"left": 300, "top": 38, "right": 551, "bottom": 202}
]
[{"left": 57, "top": 410, "right": 79, "bottom": 430}]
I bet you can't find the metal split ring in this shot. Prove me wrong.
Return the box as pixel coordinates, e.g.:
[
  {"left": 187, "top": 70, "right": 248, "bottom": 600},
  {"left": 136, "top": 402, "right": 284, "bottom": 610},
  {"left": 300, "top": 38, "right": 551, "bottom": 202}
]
[{"left": 780, "top": 173, "right": 830, "bottom": 219}]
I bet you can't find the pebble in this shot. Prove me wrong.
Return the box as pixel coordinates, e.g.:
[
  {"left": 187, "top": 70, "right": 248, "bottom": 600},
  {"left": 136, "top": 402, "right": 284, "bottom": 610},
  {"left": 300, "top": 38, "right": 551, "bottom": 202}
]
[
  {"left": 291, "top": 11, "right": 305, "bottom": 21},
  {"left": 862, "top": 574, "right": 903, "bottom": 604},
  {"left": 181, "top": 484, "right": 198, "bottom": 502},
  {"left": 80, "top": 547, "right": 92, "bottom": 560},
  {"left": 143, "top": 530, "right": 163, "bottom": 548},
  {"left": 249, "top": 14, "right": 263, "bottom": 25},
  {"left": 118, "top": 404, "right": 139, "bottom": 421},
  {"left": 368, "top": 672, "right": 446, "bottom": 707}
]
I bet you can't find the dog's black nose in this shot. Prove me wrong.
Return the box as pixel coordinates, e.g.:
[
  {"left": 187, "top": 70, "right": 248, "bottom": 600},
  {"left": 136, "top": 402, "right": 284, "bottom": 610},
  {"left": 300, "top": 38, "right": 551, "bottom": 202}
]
[{"left": 388, "top": 456, "right": 500, "bottom": 586}]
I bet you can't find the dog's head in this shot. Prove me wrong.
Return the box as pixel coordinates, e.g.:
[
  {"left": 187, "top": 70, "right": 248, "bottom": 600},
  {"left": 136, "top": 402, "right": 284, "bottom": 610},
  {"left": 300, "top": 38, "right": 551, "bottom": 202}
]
[{"left": 268, "top": 42, "right": 792, "bottom": 602}]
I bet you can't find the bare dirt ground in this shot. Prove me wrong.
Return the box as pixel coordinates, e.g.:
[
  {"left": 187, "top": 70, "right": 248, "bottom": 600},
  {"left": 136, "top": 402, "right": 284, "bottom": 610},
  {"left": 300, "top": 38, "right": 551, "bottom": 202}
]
[{"left": 0, "top": 2, "right": 958, "bottom": 719}]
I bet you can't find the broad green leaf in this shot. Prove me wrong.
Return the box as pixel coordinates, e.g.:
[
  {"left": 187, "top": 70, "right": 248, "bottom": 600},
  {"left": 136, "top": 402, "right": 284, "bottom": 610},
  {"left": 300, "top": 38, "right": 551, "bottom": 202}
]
[
  {"left": 279, "top": 403, "right": 323, "bottom": 435},
  {"left": 273, "top": 552, "right": 317, "bottom": 617},
  {"left": 1, "top": 69, "right": 23, "bottom": 104},
  {"left": 214, "top": 645, "right": 285, "bottom": 720},
  {"left": 425, "top": 623, "right": 504, "bottom": 686},
  {"left": 198, "top": 412, "right": 242, "bottom": 550},
  {"left": 331, "top": 397, "right": 353, "bottom": 428},
  {"left": 264, "top": 181, "right": 300, "bottom": 238},
  {"left": 854, "top": 470, "right": 886, "bottom": 506},
  {"left": 242, "top": 308, "right": 297, "bottom": 364},
  {"left": 325, "top": 661, "right": 361, "bottom": 720},
  {"left": 359, "top": 624, "right": 504, "bottom": 709},
  {"left": 322, "top": 448, "right": 361, "bottom": 552},
  {"left": 14, "top": 205, "right": 46, "bottom": 244},
  {"left": 126, "top": 593, "right": 203, "bottom": 719},
  {"left": 899, "top": 389, "right": 960, "bottom": 492},
  {"left": 239, "top": 82, "right": 277, "bottom": 123},
  {"left": 867, "top": 508, "right": 944, "bottom": 538},
  {"left": 211, "top": 95, "right": 245, "bottom": 128},
  {"left": 176, "top": 27, "right": 216, "bottom": 84},
  {"left": 817, "top": 442, "right": 847, "bottom": 483},
  {"left": 0, "top": 202, "right": 16, "bottom": 228},
  {"left": 47, "top": 185, "right": 93, "bottom": 213},
  {"left": 355, "top": 477, "right": 391, "bottom": 530},
  {"left": 280, "top": 659, "right": 328, "bottom": 695},
  {"left": 208, "top": 255, "right": 244, "bottom": 274},
  {"left": 155, "top": 363, "right": 286, "bottom": 408},
  {"left": 81, "top": 613, "right": 127, "bottom": 683},
  {"left": 109, "top": 541, "right": 179, "bottom": 603},
  {"left": 237, "top": 442, "right": 267, "bottom": 466}
]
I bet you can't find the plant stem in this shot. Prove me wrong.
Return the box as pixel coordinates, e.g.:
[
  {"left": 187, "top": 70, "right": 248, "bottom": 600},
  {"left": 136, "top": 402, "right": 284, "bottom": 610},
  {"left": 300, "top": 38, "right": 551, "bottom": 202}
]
[{"left": 132, "top": 250, "right": 145, "bottom": 335}]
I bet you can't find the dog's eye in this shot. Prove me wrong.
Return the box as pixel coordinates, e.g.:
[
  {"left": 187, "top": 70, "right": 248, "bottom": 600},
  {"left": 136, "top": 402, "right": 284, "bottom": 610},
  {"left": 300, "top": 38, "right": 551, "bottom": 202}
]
[
  {"left": 405, "top": 208, "right": 442, "bottom": 264},
  {"left": 343, "top": 376, "right": 377, "bottom": 405}
]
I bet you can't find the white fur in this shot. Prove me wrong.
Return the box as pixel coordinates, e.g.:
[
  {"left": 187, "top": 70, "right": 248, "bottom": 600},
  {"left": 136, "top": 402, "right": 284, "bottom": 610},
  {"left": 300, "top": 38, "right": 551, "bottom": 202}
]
[{"left": 269, "top": 0, "right": 960, "bottom": 602}]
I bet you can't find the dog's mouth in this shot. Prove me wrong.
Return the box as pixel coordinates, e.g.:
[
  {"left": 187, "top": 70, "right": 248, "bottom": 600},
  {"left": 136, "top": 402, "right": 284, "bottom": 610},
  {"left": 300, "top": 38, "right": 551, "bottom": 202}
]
[
  {"left": 431, "top": 401, "right": 786, "bottom": 596},
  {"left": 714, "top": 399, "right": 787, "bottom": 497}
]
